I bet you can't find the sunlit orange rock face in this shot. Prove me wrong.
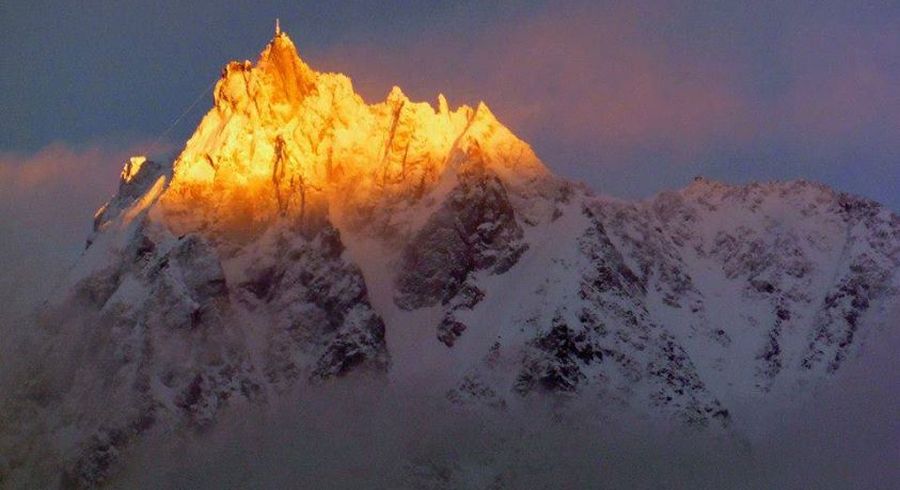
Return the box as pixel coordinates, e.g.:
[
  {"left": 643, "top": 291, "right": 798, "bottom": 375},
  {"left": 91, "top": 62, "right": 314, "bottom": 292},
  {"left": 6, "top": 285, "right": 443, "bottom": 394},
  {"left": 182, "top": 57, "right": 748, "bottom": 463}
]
[{"left": 159, "top": 31, "right": 548, "bottom": 241}]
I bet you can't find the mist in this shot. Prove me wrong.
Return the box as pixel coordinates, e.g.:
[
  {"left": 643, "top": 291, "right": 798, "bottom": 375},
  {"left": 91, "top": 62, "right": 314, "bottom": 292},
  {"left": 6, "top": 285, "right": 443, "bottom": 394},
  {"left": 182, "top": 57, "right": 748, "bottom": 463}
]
[
  {"left": 0, "top": 141, "right": 163, "bottom": 422},
  {"left": 112, "top": 326, "right": 900, "bottom": 490},
  {"left": 0, "top": 142, "right": 165, "bottom": 319},
  {"left": 0, "top": 144, "right": 897, "bottom": 489}
]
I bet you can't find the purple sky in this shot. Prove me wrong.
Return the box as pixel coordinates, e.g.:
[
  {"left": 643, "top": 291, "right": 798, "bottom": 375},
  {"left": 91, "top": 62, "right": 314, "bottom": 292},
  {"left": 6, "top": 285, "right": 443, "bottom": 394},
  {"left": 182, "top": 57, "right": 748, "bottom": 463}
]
[{"left": 1, "top": 1, "right": 898, "bottom": 209}]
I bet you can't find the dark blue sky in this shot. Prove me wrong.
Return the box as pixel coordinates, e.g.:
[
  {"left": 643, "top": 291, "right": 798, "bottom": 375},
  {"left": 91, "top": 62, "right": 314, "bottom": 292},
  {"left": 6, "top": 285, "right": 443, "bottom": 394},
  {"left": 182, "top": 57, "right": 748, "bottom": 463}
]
[{"left": 2, "top": 1, "right": 897, "bottom": 209}]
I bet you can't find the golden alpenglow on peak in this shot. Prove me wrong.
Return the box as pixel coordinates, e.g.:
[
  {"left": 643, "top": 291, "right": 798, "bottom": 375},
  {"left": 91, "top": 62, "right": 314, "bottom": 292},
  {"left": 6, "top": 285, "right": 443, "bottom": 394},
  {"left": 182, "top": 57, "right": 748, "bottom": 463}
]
[
  {"left": 160, "top": 30, "right": 550, "bottom": 240},
  {"left": 120, "top": 156, "right": 148, "bottom": 183}
]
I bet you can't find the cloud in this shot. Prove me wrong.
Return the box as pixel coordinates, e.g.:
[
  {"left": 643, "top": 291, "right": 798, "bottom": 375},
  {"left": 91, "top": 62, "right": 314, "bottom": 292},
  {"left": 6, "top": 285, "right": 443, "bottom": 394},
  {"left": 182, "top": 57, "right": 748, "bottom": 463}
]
[
  {"left": 778, "top": 20, "right": 900, "bottom": 146},
  {"left": 0, "top": 139, "right": 170, "bottom": 319},
  {"left": 309, "top": 2, "right": 899, "bottom": 209},
  {"left": 315, "top": 3, "right": 752, "bottom": 163},
  {"left": 112, "top": 321, "right": 900, "bottom": 489}
]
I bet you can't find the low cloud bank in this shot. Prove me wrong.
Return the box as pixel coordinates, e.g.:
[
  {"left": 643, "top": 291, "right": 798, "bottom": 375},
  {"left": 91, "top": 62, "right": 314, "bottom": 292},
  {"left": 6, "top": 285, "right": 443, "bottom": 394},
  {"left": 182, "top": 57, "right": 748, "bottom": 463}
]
[{"left": 115, "top": 329, "right": 900, "bottom": 490}]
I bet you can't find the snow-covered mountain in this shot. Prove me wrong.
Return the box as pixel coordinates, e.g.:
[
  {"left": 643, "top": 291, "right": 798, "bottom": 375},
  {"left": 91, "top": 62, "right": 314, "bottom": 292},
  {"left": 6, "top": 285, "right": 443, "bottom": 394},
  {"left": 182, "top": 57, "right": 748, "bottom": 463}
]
[{"left": 1, "top": 31, "right": 897, "bottom": 488}]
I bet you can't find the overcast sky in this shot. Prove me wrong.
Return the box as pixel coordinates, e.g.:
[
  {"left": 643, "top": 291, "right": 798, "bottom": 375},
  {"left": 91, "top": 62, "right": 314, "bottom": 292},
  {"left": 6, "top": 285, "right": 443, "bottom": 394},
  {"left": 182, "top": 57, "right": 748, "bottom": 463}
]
[{"left": 1, "top": 0, "right": 898, "bottom": 210}]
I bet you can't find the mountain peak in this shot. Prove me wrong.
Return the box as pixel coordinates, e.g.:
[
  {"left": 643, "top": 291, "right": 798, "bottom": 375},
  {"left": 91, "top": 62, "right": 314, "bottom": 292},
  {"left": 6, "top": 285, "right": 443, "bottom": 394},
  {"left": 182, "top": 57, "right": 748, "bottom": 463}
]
[
  {"left": 386, "top": 85, "right": 408, "bottom": 105},
  {"left": 262, "top": 28, "right": 301, "bottom": 64},
  {"left": 162, "top": 31, "right": 549, "bottom": 239},
  {"left": 120, "top": 155, "right": 148, "bottom": 184},
  {"left": 9, "top": 25, "right": 900, "bottom": 490}
]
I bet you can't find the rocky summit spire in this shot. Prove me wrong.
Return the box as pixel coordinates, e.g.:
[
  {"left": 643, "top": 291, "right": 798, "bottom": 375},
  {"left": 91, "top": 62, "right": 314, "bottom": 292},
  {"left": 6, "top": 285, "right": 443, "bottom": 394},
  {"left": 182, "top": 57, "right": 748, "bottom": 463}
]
[{"left": 161, "top": 29, "right": 549, "bottom": 239}]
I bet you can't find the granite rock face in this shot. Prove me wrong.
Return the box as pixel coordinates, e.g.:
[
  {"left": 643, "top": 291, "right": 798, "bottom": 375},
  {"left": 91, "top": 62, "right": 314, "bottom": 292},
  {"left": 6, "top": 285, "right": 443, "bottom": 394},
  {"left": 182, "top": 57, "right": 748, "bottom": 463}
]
[{"left": 396, "top": 161, "right": 528, "bottom": 346}]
